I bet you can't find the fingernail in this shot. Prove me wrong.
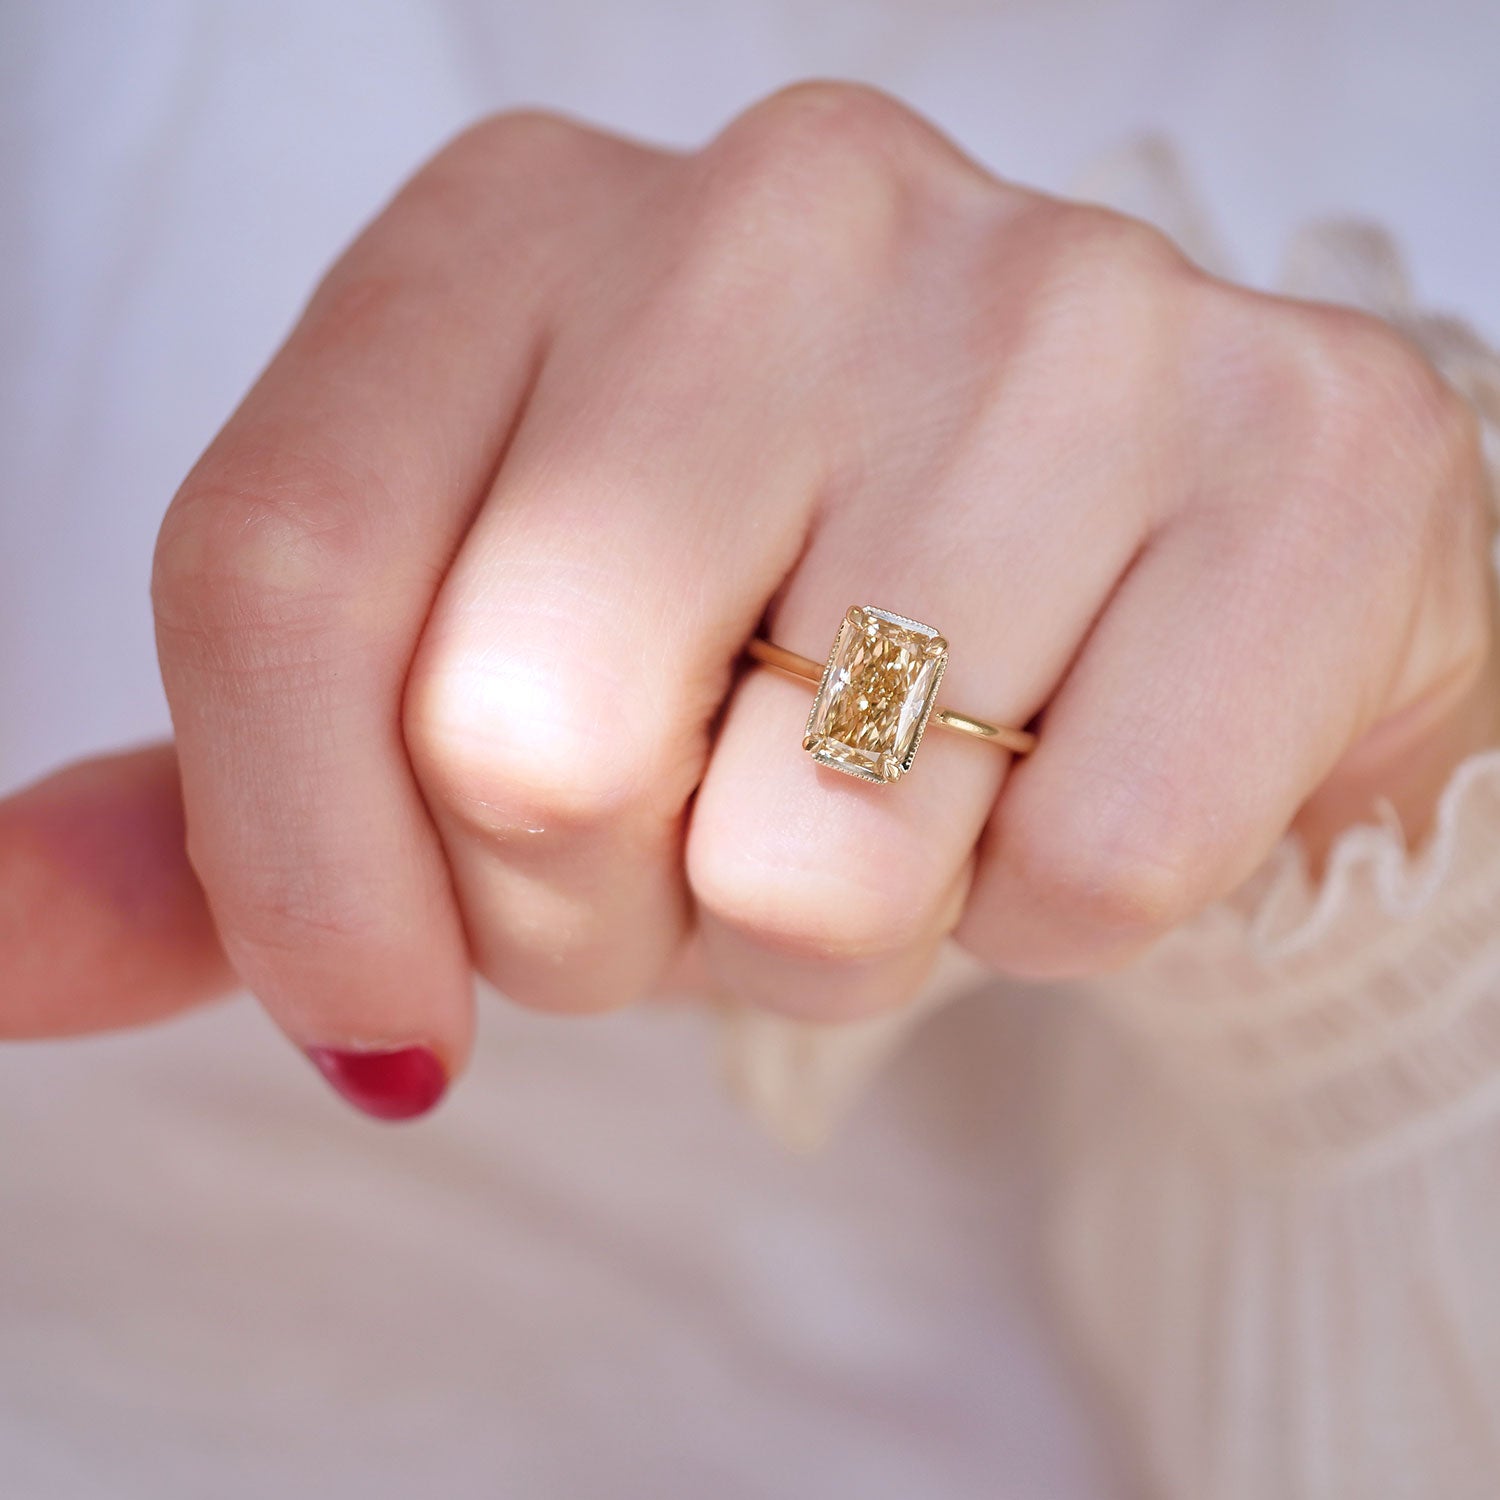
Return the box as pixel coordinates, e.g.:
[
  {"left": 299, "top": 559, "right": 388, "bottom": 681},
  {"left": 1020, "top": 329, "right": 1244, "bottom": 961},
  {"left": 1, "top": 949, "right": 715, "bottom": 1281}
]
[{"left": 305, "top": 1045, "right": 448, "bottom": 1122}]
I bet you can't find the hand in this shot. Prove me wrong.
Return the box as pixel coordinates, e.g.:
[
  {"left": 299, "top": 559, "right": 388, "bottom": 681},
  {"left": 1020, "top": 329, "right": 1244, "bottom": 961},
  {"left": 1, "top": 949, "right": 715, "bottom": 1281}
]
[{"left": 6, "top": 84, "right": 1495, "bottom": 1119}]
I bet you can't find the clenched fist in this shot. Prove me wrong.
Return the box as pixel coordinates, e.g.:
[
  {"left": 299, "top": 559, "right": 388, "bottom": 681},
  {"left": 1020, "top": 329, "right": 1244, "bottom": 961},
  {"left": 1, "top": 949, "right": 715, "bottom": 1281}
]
[{"left": 5, "top": 84, "right": 1495, "bottom": 1119}]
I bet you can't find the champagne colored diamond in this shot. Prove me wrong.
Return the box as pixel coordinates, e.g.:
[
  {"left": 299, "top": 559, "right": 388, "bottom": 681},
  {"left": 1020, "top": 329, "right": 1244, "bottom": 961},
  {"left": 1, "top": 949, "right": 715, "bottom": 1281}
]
[{"left": 804, "top": 606, "right": 948, "bottom": 783}]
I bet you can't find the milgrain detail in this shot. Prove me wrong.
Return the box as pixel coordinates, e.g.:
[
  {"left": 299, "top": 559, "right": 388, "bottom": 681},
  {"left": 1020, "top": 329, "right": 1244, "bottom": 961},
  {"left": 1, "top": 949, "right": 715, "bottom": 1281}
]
[{"left": 746, "top": 604, "right": 1034, "bottom": 783}]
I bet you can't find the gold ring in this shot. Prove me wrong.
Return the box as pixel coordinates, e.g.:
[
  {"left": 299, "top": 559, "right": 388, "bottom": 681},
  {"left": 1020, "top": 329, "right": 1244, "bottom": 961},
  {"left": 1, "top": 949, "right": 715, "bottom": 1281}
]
[{"left": 747, "top": 605, "right": 1035, "bottom": 785}]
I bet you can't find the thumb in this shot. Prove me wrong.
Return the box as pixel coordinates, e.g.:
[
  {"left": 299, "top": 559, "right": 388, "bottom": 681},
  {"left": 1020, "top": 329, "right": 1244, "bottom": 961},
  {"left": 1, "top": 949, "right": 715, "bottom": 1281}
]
[{"left": 0, "top": 744, "right": 235, "bottom": 1038}]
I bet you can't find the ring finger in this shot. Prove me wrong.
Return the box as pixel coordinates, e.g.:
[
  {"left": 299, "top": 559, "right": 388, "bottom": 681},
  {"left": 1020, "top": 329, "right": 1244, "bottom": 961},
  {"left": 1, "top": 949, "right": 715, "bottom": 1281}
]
[{"left": 688, "top": 403, "right": 1152, "bottom": 1022}]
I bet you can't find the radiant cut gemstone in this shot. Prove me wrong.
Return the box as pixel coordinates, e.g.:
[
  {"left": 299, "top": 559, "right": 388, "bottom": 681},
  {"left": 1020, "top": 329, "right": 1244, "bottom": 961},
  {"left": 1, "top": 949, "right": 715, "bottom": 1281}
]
[{"left": 803, "top": 606, "right": 948, "bottom": 783}]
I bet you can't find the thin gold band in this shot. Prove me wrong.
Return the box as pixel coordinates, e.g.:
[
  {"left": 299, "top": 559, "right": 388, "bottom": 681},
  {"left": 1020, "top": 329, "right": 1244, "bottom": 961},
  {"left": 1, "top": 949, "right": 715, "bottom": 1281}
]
[{"left": 746, "top": 638, "right": 1036, "bottom": 755}]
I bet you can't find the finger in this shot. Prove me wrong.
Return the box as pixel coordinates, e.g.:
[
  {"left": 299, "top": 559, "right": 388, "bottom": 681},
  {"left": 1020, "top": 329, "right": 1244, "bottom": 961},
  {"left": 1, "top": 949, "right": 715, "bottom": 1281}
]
[
  {"left": 688, "top": 415, "right": 1152, "bottom": 1022},
  {"left": 957, "top": 452, "right": 1490, "bottom": 977},
  {"left": 0, "top": 745, "right": 233, "bottom": 1038},
  {"left": 152, "top": 117, "right": 614, "bottom": 1117},
  {"left": 685, "top": 184, "right": 1216, "bottom": 1022},
  {"left": 403, "top": 150, "right": 845, "bottom": 1014}
]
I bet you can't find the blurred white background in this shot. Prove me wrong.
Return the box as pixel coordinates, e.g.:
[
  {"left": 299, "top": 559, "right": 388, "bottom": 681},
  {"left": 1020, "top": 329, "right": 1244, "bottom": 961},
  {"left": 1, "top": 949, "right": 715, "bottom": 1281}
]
[{"left": 1, "top": 3, "right": 1497, "bottom": 1496}]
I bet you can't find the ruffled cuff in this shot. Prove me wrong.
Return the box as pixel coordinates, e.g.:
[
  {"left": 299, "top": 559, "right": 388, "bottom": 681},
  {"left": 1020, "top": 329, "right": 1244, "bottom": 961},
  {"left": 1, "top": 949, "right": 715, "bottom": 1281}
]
[{"left": 1100, "top": 742, "right": 1500, "bottom": 1170}]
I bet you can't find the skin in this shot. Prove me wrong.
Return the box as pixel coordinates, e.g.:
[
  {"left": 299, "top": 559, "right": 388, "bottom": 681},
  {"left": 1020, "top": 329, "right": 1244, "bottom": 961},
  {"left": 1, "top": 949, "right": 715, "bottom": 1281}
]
[{"left": 3, "top": 84, "right": 1497, "bottom": 1105}]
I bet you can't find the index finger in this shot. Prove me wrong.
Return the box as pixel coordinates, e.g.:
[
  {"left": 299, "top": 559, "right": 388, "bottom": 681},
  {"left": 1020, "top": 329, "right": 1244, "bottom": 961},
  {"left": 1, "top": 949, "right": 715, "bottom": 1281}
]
[{"left": 151, "top": 116, "right": 629, "bottom": 1118}]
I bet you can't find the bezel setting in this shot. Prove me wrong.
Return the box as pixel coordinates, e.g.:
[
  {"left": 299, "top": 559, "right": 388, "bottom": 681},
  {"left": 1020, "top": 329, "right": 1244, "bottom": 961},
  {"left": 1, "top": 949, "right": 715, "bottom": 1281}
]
[{"left": 801, "top": 605, "right": 949, "bottom": 784}]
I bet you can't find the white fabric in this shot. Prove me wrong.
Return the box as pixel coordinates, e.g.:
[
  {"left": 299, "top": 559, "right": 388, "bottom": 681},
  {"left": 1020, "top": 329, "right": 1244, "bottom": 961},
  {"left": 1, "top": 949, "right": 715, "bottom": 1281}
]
[{"left": 4, "top": 4, "right": 1500, "bottom": 1497}]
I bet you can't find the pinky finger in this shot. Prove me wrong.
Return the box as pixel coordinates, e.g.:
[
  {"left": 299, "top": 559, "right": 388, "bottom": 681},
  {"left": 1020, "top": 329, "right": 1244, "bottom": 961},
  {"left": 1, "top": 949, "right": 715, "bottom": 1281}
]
[{"left": 0, "top": 744, "right": 234, "bottom": 1038}]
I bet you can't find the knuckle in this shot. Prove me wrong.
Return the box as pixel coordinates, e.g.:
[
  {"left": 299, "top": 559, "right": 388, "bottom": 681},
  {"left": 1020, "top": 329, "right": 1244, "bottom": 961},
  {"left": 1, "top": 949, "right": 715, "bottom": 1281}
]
[
  {"left": 726, "top": 80, "right": 920, "bottom": 174},
  {"left": 1051, "top": 202, "right": 1191, "bottom": 279},
  {"left": 445, "top": 106, "right": 597, "bottom": 167},
  {"left": 695, "top": 82, "right": 926, "bottom": 277},
  {"left": 674, "top": 82, "right": 1007, "bottom": 353},
  {"left": 404, "top": 649, "right": 680, "bottom": 843},
  {"left": 1187, "top": 290, "right": 1485, "bottom": 539},
  {"left": 1023, "top": 203, "right": 1196, "bottom": 359},
  {"left": 691, "top": 852, "right": 930, "bottom": 966},
  {"left": 423, "top": 108, "right": 624, "bottom": 209},
  {"left": 152, "top": 444, "right": 378, "bottom": 649},
  {"left": 352, "top": 110, "right": 646, "bottom": 290},
  {"left": 1297, "top": 304, "right": 1472, "bottom": 467},
  {"left": 1225, "top": 301, "right": 1489, "bottom": 566},
  {"left": 1230, "top": 302, "right": 1472, "bottom": 493},
  {"left": 1004, "top": 795, "right": 1206, "bottom": 946}
]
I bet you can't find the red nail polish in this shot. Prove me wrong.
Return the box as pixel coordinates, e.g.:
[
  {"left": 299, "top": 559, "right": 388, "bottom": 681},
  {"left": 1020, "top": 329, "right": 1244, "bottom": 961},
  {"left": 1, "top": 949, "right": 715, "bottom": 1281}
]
[{"left": 305, "top": 1046, "right": 448, "bottom": 1122}]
